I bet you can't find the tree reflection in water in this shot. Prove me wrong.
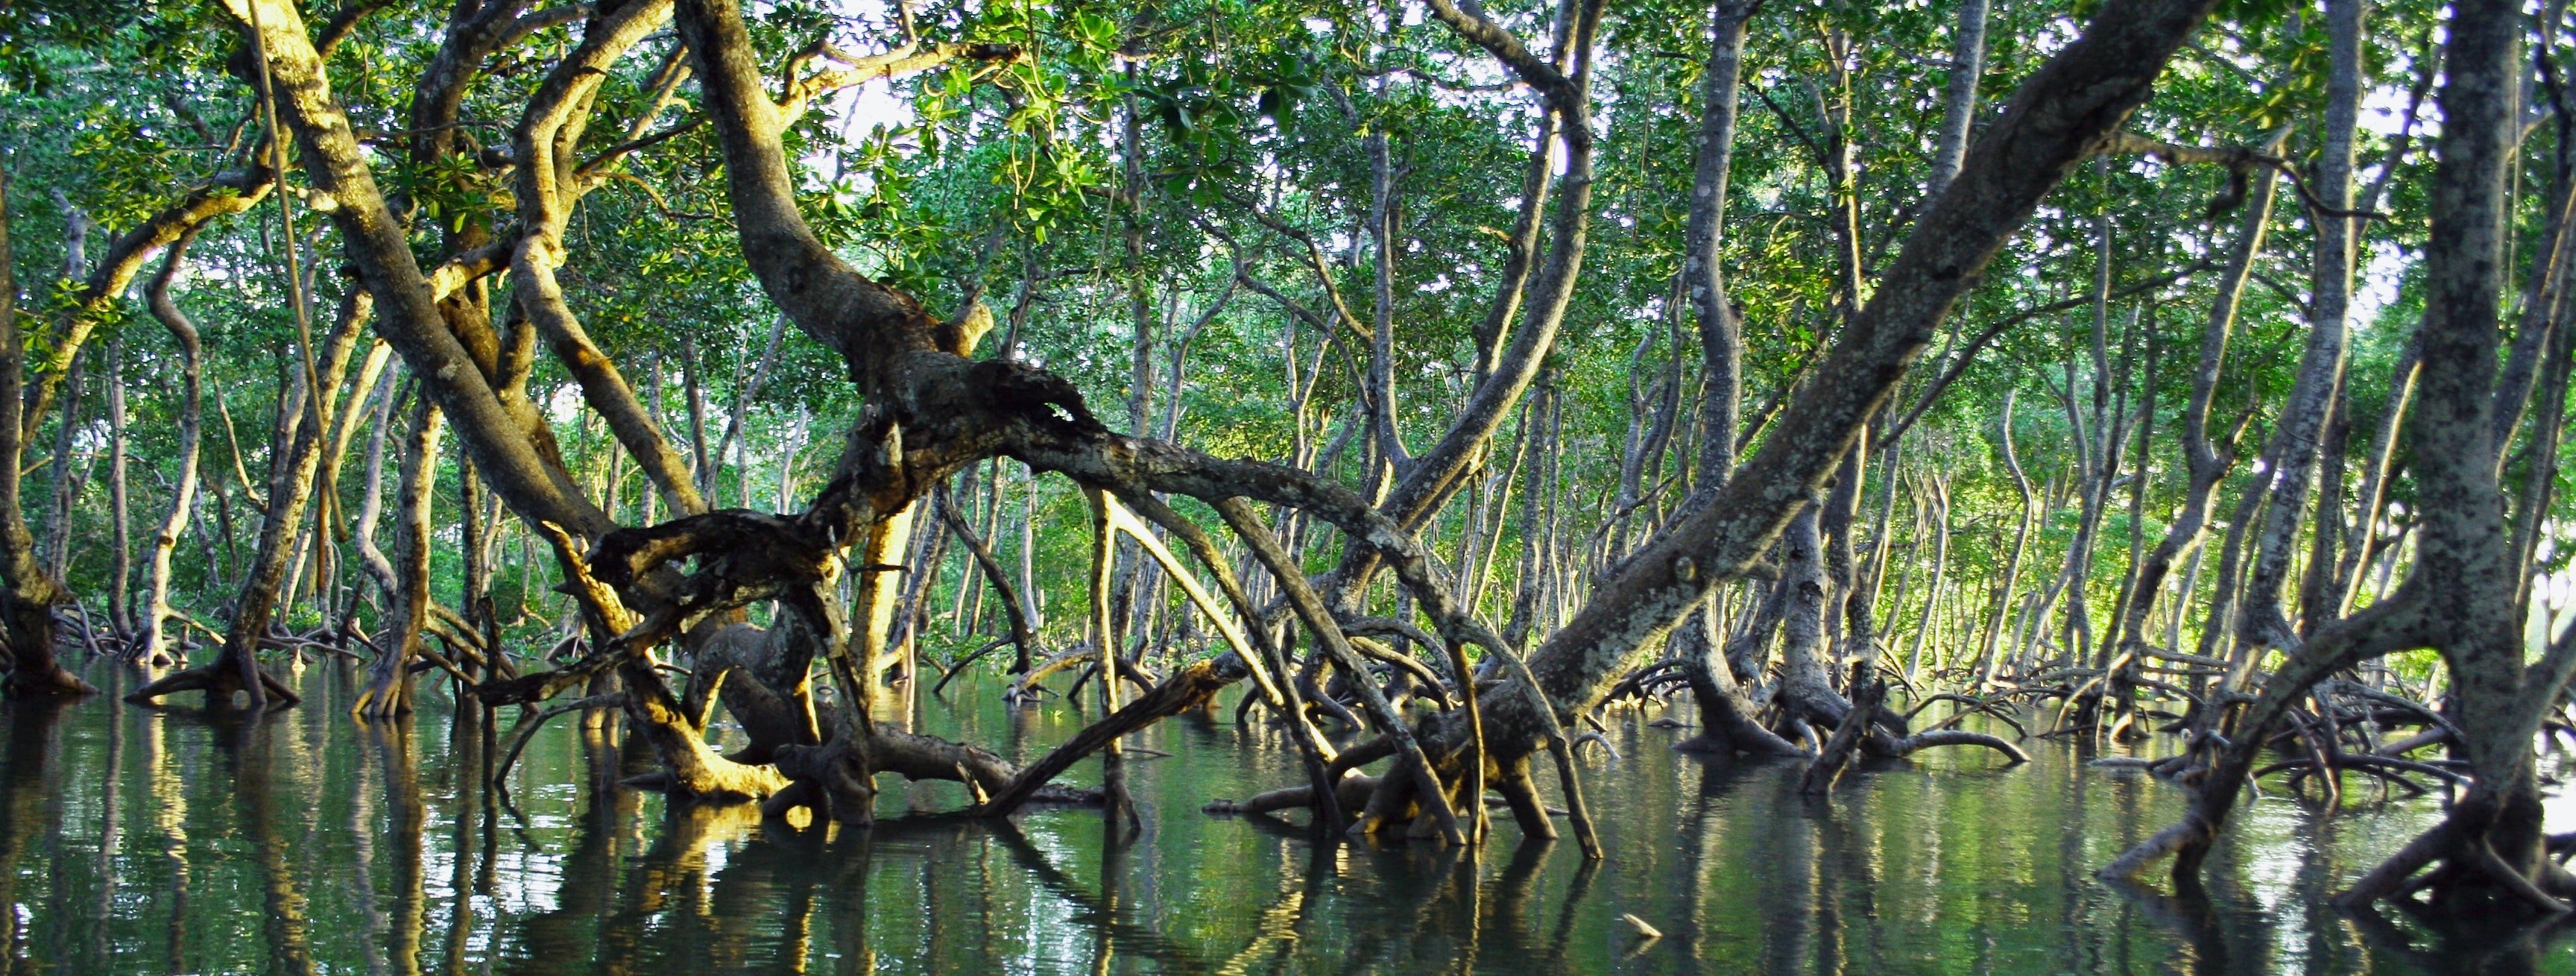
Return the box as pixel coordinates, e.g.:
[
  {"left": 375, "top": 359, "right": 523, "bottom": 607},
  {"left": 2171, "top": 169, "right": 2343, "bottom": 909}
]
[{"left": 3, "top": 662, "right": 2570, "bottom": 975}]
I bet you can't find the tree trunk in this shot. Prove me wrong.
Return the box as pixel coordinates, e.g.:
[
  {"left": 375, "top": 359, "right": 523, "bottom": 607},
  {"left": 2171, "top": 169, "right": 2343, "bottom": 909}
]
[
  {"left": 683, "top": 336, "right": 712, "bottom": 494},
  {"left": 106, "top": 339, "right": 132, "bottom": 637},
  {"left": 1339, "top": 0, "right": 1602, "bottom": 563},
  {"left": 1469, "top": 0, "right": 2223, "bottom": 765},
  {"left": 1903, "top": 474, "right": 1948, "bottom": 682},
  {"left": 2394, "top": 0, "right": 2576, "bottom": 902},
  {"left": 136, "top": 230, "right": 209, "bottom": 669},
  {"left": 127, "top": 291, "right": 372, "bottom": 707},
  {"left": 2113, "top": 1, "right": 2576, "bottom": 905},
  {"left": 2505, "top": 315, "right": 2572, "bottom": 609},
  {"left": 1974, "top": 390, "right": 2033, "bottom": 687},
  {"left": 2236, "top": 0, "right": 2363, "bottom": 652},
  {"left": 0, "top": 160, "right": 95, "bottom": 696},
  {"left": 718, "top": 316, "right": 788, "bottom": 509},
  {"left": 1363, "top": 130, "right": 1409, "bottom": 479},
  {"left": 41, "top": 347, "right": 88, "bottom": 584},
  {"left": 935, "top": 488, "right": 1038, "bottom": 674},
  {"left": 2297, "top": 386, "right": 2354, "bottom": 636},
  {"left": 2334, "top": 337, "right": 2420, "bottom": 616},
  {"left": 2106, "top": 145, "right": 2279, "bottom": 699},
  {"left": 351, "top": 371, "right": 401, "bottom": 605},
  {"left": 1925, "top": 0, "right": 1992, "bottom": 195},
  {"left": 1775, "top": 503, "right": 1836, "bottom": 717},
  {"left": 353, "top": 394, "right": 441, "bottom": 719}
]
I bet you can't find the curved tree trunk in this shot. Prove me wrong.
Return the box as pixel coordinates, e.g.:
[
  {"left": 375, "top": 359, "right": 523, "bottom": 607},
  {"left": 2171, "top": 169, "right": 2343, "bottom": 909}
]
[
  {"left": 1673, "top": 0, "right": 1761, "bottom": 737},
  {"left": 40, "top": 339, "right": 87, "bottom": 585},
  {"left": 935, "top": 489, "right": 1039, "bottom": 675},
  {"left": 209, "top": 0, "right": 2221, "bottom": 826},
  {"left": 1902, "top": 474, "right": 1948, "bottom": 682},
  {"left": 136, "top": 230, "right": 209, "bottom": 669},
  {"left": 1772, "top": 505, "right": 1852, "bottom": 732},
  {"left": 1323, "top": 0, "right": 1603, "bottom": 599},
  {"left": 1459, "top": 0, "right": 2222, "bottom": 770},
  {"left": 1673, "top": 591, "right": 1805, "bottom": 758},
  {"left": 2368, "top": 0, "right": 2576, "bottom": 906},
  {"left": 350, "top": 370, "right": 401, "bottom": 605},
  {"left": 1973, "top": 390, "right": 2033, "bottom": 687}
]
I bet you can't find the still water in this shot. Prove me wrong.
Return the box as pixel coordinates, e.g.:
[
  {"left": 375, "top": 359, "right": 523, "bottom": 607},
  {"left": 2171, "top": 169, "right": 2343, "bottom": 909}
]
[{"left": 1, "top": 660, "right": 2570, "bottom": 975}]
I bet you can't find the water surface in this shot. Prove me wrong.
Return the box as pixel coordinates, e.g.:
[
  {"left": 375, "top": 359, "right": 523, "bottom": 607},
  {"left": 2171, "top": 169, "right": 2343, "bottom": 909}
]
[{"left": 3, "top": 661, "right": 2571, "bottom": 974}]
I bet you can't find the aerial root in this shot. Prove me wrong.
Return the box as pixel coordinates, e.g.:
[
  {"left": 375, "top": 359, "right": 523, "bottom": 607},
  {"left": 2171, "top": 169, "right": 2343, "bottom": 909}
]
[
  {"left": 1888, "top": 729, "right": 2031, "bottom": 764},
  {"left": 1494, "top": 764, "right": 1559, "bottom": 840},
  {"left": 2469, "top": 838, "right": 2572, "bottom": 914},
  {"left": 1569, "top": 731, "right": 1619, "bottom": 761},
  {"left": 2253, "top": 753, "right": 2465, "bottom": 796},
  {"left": 1907, "top": 691, "right": 2031, "bottom": 738},
  {"left": 2328, "top": 818, "right": 2576, "bottom": 913},
  {"left": 1205, "top": 775, "right": 1380, "bottom": 819},
  {"left": 490, "top": 693, "right": 627, "bottom": 787},
  {"left": 123, "top": 658, "right": 300, "bottom": 706},
  {"left": 1799, "top": 669, "right": 1884, "bottom": 794}
]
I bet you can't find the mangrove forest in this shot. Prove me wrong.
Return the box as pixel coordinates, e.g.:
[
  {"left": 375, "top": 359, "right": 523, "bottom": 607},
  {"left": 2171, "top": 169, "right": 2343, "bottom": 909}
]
[{"left": 2, "top": 0, "right": 2575, "bottom": 969}]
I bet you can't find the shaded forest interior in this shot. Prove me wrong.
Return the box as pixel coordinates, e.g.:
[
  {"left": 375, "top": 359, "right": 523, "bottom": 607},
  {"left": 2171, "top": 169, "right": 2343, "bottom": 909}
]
[{"left": 2, "top": 0, "right": 2575, "bottom": 925}]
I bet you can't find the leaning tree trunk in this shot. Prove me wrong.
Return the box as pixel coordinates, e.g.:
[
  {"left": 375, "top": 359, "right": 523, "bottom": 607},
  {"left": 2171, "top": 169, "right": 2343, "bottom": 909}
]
[
  {"left": 0, "top": 160, "right": 95, "bottom": 696},
  {"left": 434, "top": 0, "right": 2191, "bottom": 824},
  {"left": 1460, "top": 0, "right": 2224, "bottom": 769},
  {"left": 719, "top": 316, "right": 786, "bottom": 509},
  {"left": 40, "top": 346, "right": 86, "bottom": 587},
  {"left": 1902, "top": 473, "right": 1948, "bottom": 682},
  {"left": 1673, "top": 590, "right": 1805, "bottom": 758},
  {"left": 1972, "top": 389, "right": 2034, "bottom": 687},
  {"left": 38, "top": 196, "right": 92, "bottom": 587},
  {"left": 2504, "top": 314, "right": 2572, "bottom": 605},
  {"left": 4, "top": 107, "right": 277, "bottom": 681},
  {"left": 222, "top": 0, "right": 781, "bottom": 796},
  {"left": 350, "top": 370, "right": 400, "bottom": 605},
  {"left": 1925, "top": 0, "right": 1991, "bottom": 195},
  {"left": 312, "top": 342, "right": 391, "bottom": 629},
  {"left": 2381, "top": 0, "right": 2576, "bottom": 906},
  {"left": 1322, "top": 0, "right": 1601, "bottom": 602},
  {"left": 935, "top": 489, "right": 1041, "bottom": 677}
]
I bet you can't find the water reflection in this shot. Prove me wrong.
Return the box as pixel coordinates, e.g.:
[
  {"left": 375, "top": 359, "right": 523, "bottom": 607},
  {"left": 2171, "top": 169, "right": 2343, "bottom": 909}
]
[{"left": 1, "top": 659, "right": 2571, "bottom": 974}]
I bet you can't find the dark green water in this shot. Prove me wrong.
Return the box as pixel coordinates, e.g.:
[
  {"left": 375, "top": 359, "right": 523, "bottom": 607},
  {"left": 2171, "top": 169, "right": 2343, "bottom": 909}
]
[{"left": 2, "top": 660, "right": 2570, "bottom": 975}]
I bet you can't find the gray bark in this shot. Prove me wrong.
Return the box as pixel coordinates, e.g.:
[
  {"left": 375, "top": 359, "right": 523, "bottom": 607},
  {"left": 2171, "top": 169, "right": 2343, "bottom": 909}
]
[
  {"left": 2236, "top": 0, "right": 2362, "bottom": 652},
  {"left": 1926, "top": 0, "right": 1992, "bottom": 194}
]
